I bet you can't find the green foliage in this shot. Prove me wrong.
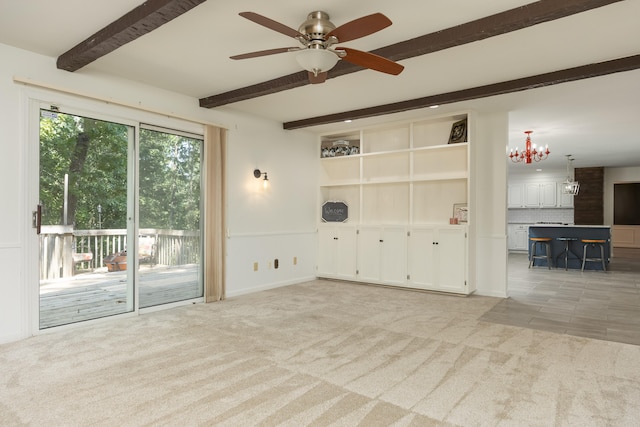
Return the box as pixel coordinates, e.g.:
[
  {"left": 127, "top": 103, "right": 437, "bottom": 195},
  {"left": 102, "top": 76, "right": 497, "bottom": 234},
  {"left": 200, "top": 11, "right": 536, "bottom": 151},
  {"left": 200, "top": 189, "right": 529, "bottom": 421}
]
[
  {"left": 39, "top": 111, "right": 201, "bottom": 231},
  {"left": 139, "top": 128, "right": 201, "bottom": 230}
]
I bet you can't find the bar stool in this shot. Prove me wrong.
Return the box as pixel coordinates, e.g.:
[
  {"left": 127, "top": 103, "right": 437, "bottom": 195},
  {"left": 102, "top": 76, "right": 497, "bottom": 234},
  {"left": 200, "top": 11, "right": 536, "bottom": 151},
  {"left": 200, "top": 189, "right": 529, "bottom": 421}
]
[
  {"left": 581, "top": 239, "right": 607, "bottom": 271},
  {"left": 529, "top": 237, "right": 552, "bottom": 269},
  {"left": 555, "top": 237, "right": 578, "bottom": 270}
]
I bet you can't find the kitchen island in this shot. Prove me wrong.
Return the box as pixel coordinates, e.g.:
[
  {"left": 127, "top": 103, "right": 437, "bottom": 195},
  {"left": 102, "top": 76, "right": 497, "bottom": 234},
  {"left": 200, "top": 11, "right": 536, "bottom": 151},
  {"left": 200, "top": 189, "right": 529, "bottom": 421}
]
[{"left": 528, "top": 225, "right": 611, "bottom": 270}]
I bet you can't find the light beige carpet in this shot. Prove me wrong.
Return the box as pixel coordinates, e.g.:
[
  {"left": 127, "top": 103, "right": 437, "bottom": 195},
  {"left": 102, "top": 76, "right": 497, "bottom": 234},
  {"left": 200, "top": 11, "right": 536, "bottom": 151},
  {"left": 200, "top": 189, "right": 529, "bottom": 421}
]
[{"left": 1, "top": 279, "right": 640, "bottom": 426}]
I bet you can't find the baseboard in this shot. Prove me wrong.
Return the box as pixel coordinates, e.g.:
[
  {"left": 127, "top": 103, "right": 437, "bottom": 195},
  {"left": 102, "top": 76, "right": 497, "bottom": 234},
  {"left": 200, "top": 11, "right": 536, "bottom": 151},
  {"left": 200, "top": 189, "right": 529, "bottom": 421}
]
[{"left": 225, "top": 276, "right": 317, "bottom": 298}]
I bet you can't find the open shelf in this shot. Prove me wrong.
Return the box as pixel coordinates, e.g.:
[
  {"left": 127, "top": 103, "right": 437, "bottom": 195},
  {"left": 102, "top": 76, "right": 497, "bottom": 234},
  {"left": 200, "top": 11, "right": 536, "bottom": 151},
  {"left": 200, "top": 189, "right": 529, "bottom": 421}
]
[{"left": 320, "top": 112, "right": 470, "bottom": 226}]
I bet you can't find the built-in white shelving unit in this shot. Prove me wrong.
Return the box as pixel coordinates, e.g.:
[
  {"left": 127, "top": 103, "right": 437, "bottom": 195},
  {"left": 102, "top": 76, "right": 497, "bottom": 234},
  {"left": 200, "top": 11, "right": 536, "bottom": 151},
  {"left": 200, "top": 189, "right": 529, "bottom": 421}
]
[{"left": 317, "top": 112, "right": 474, "bottom": 295}]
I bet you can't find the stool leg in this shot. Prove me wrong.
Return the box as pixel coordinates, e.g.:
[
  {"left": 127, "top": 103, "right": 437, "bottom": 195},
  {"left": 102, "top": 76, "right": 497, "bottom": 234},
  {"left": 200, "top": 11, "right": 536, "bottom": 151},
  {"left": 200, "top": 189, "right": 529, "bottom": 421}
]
[
  {"left": 545, "top": 242, "right": 551, "bottom": 270},
  {"left": 581, "top": 244, "right": 587, "bottom": 271},
  {"left": 564, "top": 242, "right": 569, "bottom": 270},
  {"left": 600, "top": 244, "right": 606, "bottom": 271},
  {"left": 529, "top": 241, "right": 534, "bottom": 268}
]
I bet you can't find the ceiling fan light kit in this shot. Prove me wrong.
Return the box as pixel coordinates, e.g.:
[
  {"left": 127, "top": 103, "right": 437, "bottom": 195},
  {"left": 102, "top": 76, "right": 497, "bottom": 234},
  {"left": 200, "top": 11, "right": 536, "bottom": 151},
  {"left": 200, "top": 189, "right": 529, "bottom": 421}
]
[
  {"left": 296, "top": 48, "right": 340, "bottom": 76},
  {"left": 231, "top": 10, "right": 403, "bottom": 83}
]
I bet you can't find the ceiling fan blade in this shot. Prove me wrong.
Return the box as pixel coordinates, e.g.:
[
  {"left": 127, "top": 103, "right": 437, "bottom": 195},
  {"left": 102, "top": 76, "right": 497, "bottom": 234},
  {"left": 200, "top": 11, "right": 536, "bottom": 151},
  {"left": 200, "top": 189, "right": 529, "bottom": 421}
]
[
  {"left": 337, "top": 47, "right": 404, "bottom": 75},
  {"left": 308, "top": 71, "right": 328, "bottom": 84},
  {"left": 326, "top": 13, "right": 392, "bottom": 43},
  {"left": 239, "top": 12, "right": 305, "bottom": 39},
  {"left": 230, "top": 47, "right": 298, "bottom": 60}
]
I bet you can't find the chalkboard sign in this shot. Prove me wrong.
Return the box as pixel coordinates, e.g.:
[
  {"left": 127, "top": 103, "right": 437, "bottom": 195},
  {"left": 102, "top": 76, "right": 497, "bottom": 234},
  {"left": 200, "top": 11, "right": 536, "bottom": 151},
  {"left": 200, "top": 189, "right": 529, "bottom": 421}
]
[{"left": 322, "top": 201, "right": 349, "bottom": 222}]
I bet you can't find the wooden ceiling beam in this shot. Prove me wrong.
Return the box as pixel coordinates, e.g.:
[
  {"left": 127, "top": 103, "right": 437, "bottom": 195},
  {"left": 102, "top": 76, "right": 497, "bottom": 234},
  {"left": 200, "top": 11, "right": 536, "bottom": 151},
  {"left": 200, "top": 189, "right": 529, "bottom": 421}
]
[
  {"left": 199, "top": 0, "right": 623, "bottom": 109},
  {"left": 57, "top": 0, "right": 207, "bottom": 72},
  {"left": 282, "top": 54, "right": 640, "bottom": 130}
]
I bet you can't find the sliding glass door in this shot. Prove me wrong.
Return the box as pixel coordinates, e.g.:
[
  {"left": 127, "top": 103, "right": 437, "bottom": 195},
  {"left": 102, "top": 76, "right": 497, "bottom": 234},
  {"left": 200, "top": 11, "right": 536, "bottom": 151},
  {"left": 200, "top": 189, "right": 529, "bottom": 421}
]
[
  {"left": 37, "top": 105, "right": 203, "bottom": 328},
  {"left": 138, "top": 126, "right": 203, "bottom": 308},
  {"left": 38, "top": 108, "right": 135, "bottom": 328}
]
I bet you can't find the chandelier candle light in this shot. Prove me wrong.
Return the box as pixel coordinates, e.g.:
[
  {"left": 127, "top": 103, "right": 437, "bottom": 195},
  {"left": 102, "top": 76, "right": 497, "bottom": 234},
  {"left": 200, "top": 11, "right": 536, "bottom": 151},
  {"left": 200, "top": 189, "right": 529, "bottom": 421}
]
[{"left": 509, "top": 130, "right": 550, "bottom": 164}]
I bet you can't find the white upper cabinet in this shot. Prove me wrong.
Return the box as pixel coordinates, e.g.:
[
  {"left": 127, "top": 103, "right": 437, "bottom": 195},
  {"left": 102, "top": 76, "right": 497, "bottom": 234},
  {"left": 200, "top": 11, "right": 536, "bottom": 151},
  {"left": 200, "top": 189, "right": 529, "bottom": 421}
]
[
  {"left": 508, "top": 183, "right": 525, "bottom": 208},
  {"left": 509, "top": 181, "right": 562, "bottom": 208}
]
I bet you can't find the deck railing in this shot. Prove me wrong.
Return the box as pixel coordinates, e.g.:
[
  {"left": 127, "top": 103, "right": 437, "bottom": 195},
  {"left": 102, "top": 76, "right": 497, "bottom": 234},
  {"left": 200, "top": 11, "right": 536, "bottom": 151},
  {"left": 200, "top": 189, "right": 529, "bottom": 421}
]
[{"left": 40, "top": 226, "right": 200, "bottom": 280}]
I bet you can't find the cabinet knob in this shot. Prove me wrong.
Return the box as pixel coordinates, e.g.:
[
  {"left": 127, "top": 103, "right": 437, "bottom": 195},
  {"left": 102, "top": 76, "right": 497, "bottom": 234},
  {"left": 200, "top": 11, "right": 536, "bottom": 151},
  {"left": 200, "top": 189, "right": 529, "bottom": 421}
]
[{"left": 379, "top": 240, "right": 384, "bottom": 243}]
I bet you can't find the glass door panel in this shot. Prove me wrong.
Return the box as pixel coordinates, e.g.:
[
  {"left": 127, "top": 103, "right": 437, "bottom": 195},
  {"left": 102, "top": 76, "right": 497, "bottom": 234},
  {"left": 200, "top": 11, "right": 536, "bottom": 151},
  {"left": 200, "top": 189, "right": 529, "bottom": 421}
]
[
  {"left": 38, "top": 108, "right": 135, "bottom": 328},
  {"left": 138, "top": 126, "right": 203, "bottom": 308}
]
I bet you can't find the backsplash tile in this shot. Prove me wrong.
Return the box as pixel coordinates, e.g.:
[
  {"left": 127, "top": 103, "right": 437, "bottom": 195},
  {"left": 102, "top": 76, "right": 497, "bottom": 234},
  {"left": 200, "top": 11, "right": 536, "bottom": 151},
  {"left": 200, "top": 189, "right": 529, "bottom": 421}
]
[{"left": 508, "top": 208, "right": 574, "bottom": 224}]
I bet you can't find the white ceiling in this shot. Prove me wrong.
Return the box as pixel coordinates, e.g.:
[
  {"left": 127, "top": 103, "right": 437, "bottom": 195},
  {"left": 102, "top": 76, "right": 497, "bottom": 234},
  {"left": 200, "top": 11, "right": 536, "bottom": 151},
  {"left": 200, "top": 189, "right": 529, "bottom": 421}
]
[{"left": 1, "top": 0, "right": 639, "bottom": 171}]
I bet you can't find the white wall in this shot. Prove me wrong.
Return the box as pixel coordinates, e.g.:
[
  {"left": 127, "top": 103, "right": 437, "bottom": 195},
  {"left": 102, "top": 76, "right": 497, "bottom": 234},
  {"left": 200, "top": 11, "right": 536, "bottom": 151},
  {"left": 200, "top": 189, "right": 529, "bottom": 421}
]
[
  {"left": 0, "top": 43, "right": 318, "bottom": 344},
  {"left": 224, "top": 114, "right": 318, "bottom": 296},
  {"left": 473, "top": 111, "right": 509, "bottom": 298}
]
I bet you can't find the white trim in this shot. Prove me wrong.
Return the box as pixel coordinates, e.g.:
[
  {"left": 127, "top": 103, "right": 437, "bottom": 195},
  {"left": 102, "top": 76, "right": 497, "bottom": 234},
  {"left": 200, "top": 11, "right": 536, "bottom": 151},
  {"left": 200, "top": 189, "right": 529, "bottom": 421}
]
[
  {"left": 225, "top": 277, "right": 317, "bottom": 298},
  {"left": 141, "top": 123, "right": 203, "bottom": 140},
  {"left": 139, "top": 297, "right": 204, "bottom": 314},
  {"left": 23, "top": 90, "right": 208, "bottom": 334},
  {"left": 34, "top": 310, "right": 139, "bottom": 337},
  {"left": 13, "top": 76, "right": 227, "bottom": 130},
  {"left": 228, "top": 230, "right": 317, "bottom": 238},
  {"left": 0, "top": 243, "right": 21, "bottom": 249}
]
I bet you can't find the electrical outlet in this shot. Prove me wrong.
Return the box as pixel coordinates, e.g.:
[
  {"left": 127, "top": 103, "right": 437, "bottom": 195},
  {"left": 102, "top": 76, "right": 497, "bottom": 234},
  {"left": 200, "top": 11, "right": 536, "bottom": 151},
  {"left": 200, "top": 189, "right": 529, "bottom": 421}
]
[
  {"left": 293, "top": 256, "right": 297, "bottom": 265},
  {"left": 253, "top": 262, "right": 258, "bottom": 271},
  {"left": 268, "top": 261, "right": 272, "bottom": 269}
]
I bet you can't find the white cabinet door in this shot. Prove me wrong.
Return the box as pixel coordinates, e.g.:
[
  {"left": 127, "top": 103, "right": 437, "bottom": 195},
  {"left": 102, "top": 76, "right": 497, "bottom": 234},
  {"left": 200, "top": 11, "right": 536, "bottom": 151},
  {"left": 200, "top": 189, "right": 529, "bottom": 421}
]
[
  {"left": 507, "top": 225, "right": 531, "bottom": 251},
  {"left": 317, "top": 226, "right": 336, "bottom": 276},
  {"left": 317, "top": 226, "right": 357, "bottom": 280},
  {"left": 508, "top": 184, "right": 524, "bottom": 208},
  {"left": 407, "top": 226, "right": 467, "bottom": 293},
  {"left": 514, "top": 227, "right": 529, "bottom": 250},
  {"left": 522, "top": 182, "right": 557, "bottom": 207},
  {"left": 357, "top": 226, "right": 407, "bottom": 285},
  {"left": 435, "top": 227, "right": 467, "bottom": 293},
  {"left": 357, "top": 227, "right": 382, "bottom": 283},
  {"left": 407, "top": 227, "right": 436, "bottom": 289},
  {"left": 540, "top": 182, "right": 557, "bottom": 207},
  {"left": 524, "top": 183, "right": 541, "bottom": 207},
  {"left": 557, "top": 183, "right": 574, "bottom": 207},
  {"left": 380, "top": 227, "right": 408, "bottom": 285},
  {"left": 335, "top": 227, "right": 358, "bottom": 279}
]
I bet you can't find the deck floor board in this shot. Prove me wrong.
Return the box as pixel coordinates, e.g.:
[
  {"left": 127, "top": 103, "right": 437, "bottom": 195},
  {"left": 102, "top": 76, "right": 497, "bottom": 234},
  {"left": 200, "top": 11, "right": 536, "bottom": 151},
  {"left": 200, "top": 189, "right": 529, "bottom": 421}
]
[{"left": 39, "top": 265, "right": 201, "bottom": 329}]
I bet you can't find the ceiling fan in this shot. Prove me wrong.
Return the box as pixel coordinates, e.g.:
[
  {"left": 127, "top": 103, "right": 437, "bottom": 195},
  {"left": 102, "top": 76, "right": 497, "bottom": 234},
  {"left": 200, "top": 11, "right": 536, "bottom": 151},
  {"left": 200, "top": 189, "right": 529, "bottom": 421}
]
[{"left": 230, "top": 11, "right": 404, "bottom": 84}]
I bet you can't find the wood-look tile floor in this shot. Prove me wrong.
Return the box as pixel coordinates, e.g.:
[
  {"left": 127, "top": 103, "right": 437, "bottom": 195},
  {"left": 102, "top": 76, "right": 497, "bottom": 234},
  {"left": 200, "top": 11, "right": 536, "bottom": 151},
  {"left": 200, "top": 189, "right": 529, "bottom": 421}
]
[{"left": 480, "top": 251, "right": 640, "bottom": 346}]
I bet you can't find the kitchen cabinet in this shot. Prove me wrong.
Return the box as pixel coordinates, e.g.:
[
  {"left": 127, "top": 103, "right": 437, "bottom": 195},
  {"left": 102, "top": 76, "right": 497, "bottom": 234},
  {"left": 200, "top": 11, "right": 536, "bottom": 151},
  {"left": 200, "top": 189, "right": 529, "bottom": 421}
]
[
  {"left": 509, "top": 182, "right": 558, "bottom": 208},
  {"left": 406, "top": 226, "right": 468, "bottom": 293},
  {"left": 540, "top": 182, "right": 557, "bottom": 207},
  {"left": 508, "top": 184, "right": 524, "bottom": 208},
  {"left": 508, "top": 224, "right": 530, "bottom": 251},
  {"left": 525, "top": 182, "right": 556, "bottom": 207},
  {"left": 317, "top": 225, "right": 357, "bottom": 280},
  {"left": 557, "top": 183, "right": 574, "bottom": 207}
]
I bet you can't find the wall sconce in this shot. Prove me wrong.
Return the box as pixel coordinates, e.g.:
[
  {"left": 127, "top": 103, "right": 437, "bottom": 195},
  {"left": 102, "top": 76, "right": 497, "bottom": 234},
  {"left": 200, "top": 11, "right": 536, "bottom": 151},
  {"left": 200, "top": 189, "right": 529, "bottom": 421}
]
[{"left": 253, "top": 169, "right": 269, "bottom": 189}]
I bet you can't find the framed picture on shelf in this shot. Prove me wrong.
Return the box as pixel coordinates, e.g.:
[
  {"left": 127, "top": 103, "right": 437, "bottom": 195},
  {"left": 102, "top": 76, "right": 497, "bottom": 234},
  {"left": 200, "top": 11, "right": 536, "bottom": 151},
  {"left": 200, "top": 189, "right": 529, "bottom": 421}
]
[
  {"left": 453, "top": 203, "right": 468, "bottom": 223},
  {"left": 448, "top": 119, "right": 467, "bottom": 144}
]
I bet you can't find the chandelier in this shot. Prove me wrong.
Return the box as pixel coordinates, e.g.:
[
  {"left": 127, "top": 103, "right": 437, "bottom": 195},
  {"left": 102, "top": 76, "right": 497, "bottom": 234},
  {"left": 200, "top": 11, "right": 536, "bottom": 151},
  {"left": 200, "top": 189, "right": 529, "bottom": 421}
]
[
  {"left": 508, "top": 130, "right": 550, "bottom": 163},
  {"left": 562, "top": 155, "right": 580, "bottom": 195}
]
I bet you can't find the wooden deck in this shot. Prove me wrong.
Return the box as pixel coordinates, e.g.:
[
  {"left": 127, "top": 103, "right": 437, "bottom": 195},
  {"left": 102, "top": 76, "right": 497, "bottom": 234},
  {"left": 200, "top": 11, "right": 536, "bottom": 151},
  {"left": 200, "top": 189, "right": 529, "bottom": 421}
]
[{"left": 39, "top": 265, "right": 201, "bottom": 329}]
